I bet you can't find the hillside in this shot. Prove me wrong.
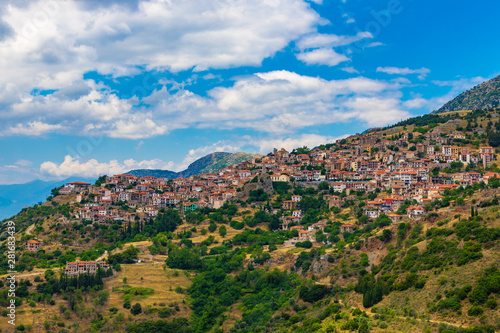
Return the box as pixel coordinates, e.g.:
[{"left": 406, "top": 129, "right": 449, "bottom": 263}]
[
  {"left": 126, "top": 151, "right": 261, "bottom": 179},
  {"left": 3, "top": 110, "right": 500, "bottom": 333},
  {"left": 434, "top": 74, "right": 500, "bottom": 113}
]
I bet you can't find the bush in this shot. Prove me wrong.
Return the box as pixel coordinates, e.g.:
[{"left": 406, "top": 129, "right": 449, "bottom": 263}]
[
  {"left": 485, "top": 297, "right": 497, "bottom": 309},
  {"left": 295, "top": 241, "right": 313, "bottom": 249},
  {"left": 158, "top": 307, "right": 176, "bottom": 318},
  {"left": 299, "top": 284, "right": 330, "bottom": 303},
  {"left": 230, "top": 220, "right": 245, "bottom": 230},
  {"left": 131, "top": 303, "right": 142, "bottom": 315},
  {"left": 468, "top": 305, "right": 483, "bottom": 316}
]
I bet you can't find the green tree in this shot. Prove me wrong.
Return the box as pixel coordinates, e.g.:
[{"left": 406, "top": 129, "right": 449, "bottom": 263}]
[
  {"left": 131, "top": 303, "right": 142, "bottom": 315},
  {"left": 219, "top": 225, "right": 227, "bottom": 238},
  {"left": 382, "top": 229, "right": 392, "bottom": 242}
]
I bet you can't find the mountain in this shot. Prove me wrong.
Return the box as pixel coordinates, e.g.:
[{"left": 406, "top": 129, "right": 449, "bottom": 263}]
[
  {"left": 126, "top": 151, "right": 261, "bottom": 178},
  {"left": 434, "top": 74, "right": 500, "bottom": 113},
  {"left": 0, "top": 177, "right": 94, "bottom": 221}
]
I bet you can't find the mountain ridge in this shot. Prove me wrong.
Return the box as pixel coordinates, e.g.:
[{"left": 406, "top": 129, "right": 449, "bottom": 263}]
[
  {"left": 125, "top": 151, "right": 261, "bottom": 179},
  {"left": 434, "top": 74, "right": 500, "bottom": 113}
]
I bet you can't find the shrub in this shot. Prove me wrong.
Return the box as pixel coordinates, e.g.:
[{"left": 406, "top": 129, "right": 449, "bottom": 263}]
[
  {"left": 295, "top": 241, "right": 313, "bottom": 249},
  {"left": 485, "top": 297, "right": 497, "bottom": 309},
  {"left": 158, "top": 307, "right": 176, "bottom": 318},
  {"left": 468, "top": 305, "right": 483, "bottom": 316},
  {"left": 299, "top": 284, "right": 330, "bottom": 303},
  {"left": 131, "top": 303, "right": 142, "bottom": 315}
]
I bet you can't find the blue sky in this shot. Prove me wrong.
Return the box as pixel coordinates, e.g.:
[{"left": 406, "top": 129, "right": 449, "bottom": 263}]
[{"left": 0, "top": 0, "right": 498, "bottom": 184}]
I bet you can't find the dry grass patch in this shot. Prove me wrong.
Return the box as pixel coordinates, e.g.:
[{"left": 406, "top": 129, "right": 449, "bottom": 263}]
[{"left": 105, "top": 262, "right": 192, "bottom": 318}]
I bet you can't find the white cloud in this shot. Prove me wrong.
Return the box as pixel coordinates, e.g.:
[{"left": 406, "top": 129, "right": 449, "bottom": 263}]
[
  {"left": 0, "top": 0, "right": 411, "bottom": 140},
  {"left": 297, "top": 31, "right": 372, "bottom": 50},
  {"left": 39, "top": 141, "right": 241, "bottom": 178},
  {"left": 366, "top": 42, "right": 384, "bottom": 48},
  {"left": 403, "top": 76, "right": 487, "bottom": 111},
  {"left": 3, "top": 121, "right": 62, "bottom": 136},
  {"left": 15, "top": 159, "right": 33, "bottom": 167},
  {"left": 294, "top": 31, "right": 372, "bottom": 67},
  {"left": 297, "top": 48, "right": 349, "bottom": 66},
  {"left": 1, "top": 69, "right": 412, "bottom": 138},
  {"left": 207, "top": 70, "right": 405, "bottom": 128},
  {"left": 0, "top": 0, "right": 323, "bottom": 136},
  {"left": 432, "top": 76, "right": 486, "bottom": 91},
  {"left": 135, "top": 140, "right": 144, "bottom": 150},
  {"left": 344, "top": 96, "right": 410, "bottom": 126},
  {"left": 178, "top": 142, "right": 242, "bottom": 171},
  {"left": 341, "top": 66, "right": 359, "bottom": 74},
  {"left": 376, "top": 66, "right": 431, "bottom": 80},
  {"left": 40, "top": 155, "right": 176, "bottom": 178},
  {"left": 252, "top": 134, "right": 344, "bottom": 154},
  {"left": 38, "top": 133, "right": 352, "bottom": 179},
  {"left": 4, "top": 0, "right": 320, "bottom": 74},
  {"left": 106, "top": 116, "right": 168, "bottom": 139}
]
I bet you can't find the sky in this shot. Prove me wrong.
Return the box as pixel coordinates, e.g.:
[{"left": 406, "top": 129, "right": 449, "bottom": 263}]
[{"left": 0, "top": 0, "right": 499, "bottom": 184}]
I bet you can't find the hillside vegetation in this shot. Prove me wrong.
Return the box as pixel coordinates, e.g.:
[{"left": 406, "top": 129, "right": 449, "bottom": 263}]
[
  {"left": 2, "top": 109, "right": 500, "bottom": 333},
  {"left": 434, "top": 75, "right": 500, "bottom": 113}
]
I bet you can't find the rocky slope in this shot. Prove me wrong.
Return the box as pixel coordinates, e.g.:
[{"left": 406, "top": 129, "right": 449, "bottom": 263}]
[{"left": 434, "top": 74, "right": 500, "bottom": 113}]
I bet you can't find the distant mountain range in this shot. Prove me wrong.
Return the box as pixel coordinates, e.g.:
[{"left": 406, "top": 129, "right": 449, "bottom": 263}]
[
  {"left": 0, "top": 177, "right": 95, "bottom": 221},
  {"left": 434, "top": 74, "right": 500, "bottom": 113},
  {"left": 126, "top": 152, "right": 261, "bottom": 178}
]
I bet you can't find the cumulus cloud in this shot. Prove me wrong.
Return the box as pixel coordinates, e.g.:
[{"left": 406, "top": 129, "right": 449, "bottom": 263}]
[
  {"left": 0, "top": 0, "right": 322, "bottom": 135},
  {"left": 0, "top": 0, "right": 410, "bottom": 139},
  {"left": 39, "top": 140, "right": 242, "bottom": 178},
  {"left": 2, "top": 69, "right": 412, "bottom": 138},
  {"left": 296, "top": 48, "right": 349, "bottom": 66},
  {"left": 251, "top": 134, "right": 346, "bottom": 154},
  {"left": 4, "top": 0, "right": 320, "bottom": 74},
  {"left": 376, "top": 66, "right": 431, "bottom": 80},
  {"left": 3, "top": 121, "right": 62, "bottom": 136},
  {"left": 40, "top": 155, "right": 176, "bottom": 178},
  {"left": 202, "top": 70, "right": 408, "bottom": 130},
  {"left": 295, "top": 31, "right": 372, "bottom": 67}
]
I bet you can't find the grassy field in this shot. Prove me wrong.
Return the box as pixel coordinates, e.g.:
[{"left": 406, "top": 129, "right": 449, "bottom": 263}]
[{"left": 0, "top": 262, "right": 193, "bottom": 332}]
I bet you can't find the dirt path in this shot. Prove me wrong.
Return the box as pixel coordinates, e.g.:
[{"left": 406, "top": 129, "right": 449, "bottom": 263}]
[
  {"left": 25, "top": 224, "right": 35, "bottom": 235},
  {"left": 96, "top": 250, "right": 108, "bottom": 262}
]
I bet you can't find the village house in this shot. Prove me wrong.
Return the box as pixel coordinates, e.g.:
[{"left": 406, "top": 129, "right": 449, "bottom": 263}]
[
  {"left": 340, "top": 224, "right": 355, "bottom": 233},
  {"left": 26, "top": 240, "right": 41, "bottom": 252}
]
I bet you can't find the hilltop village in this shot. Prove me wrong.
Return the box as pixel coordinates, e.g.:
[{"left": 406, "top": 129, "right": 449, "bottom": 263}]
[{"left": 63, "top": 125, "right": 498, "bottom": 233}]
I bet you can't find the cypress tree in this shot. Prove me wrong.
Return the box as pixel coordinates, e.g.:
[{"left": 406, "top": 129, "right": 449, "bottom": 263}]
[{"left": 362, "top": 289, "right": 371, "bottom": 308}]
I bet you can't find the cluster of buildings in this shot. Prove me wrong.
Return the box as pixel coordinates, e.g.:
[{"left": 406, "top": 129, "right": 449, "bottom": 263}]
[
  {"left": 64, "top": 260, "right": 110, "bottom": 276},
  {"left": 51, "top": 127, "right": 498, "bottom": 231}
]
